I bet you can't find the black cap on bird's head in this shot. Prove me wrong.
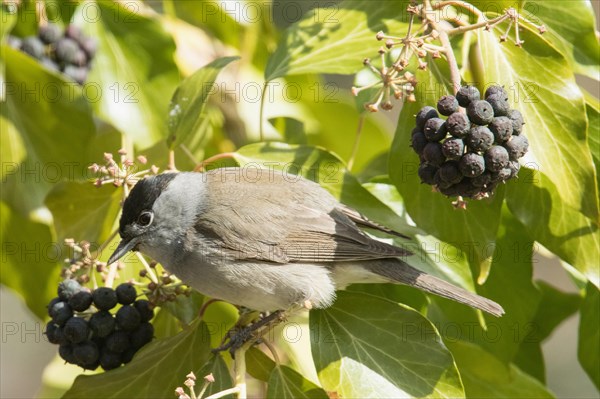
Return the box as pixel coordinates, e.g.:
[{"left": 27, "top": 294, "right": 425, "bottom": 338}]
[{"left": 107, "top": 173, "right": 177, "bottom": 265}]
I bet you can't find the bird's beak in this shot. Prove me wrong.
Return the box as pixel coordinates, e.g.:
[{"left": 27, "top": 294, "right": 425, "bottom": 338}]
[{"left": 107, "top": 238, "right": 138, "bottom": 265}]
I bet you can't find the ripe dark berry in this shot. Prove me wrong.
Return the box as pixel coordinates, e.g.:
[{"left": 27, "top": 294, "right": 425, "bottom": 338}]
[
  {"left": 423, "top": 118, "right": 447, "bottom": 142},
  {"left": 63, "top": 65, "right": 88, "bottom": 85},
  {"left": 121, "top": 348, "right": 136, "bottom": 364},
  {"left": 134, "top": 300, "right": 154, "bottom": 322},
  {"left": 59, "top": 344, "right": 77, "bottom": 364},
  {"left": 508, "top": 109, "right": 525, "bottom": 135},
  {"left": 45, "top": 323, "right": 67, "bottom": 345},
  {"left": 93, "top": 287, "right": 118, "bottom": 310},
  {"left": 459, "top": 153, "right": 485, "bottom": 177},
  {"left": 422, "top": 142, "right": 445, "bottom": 166},
  {"left": 456, "top": 85, "right": 480, "bottom": 107},
  {"left": 411, "top": 131, "right": 428, "bottom": 155},
  {"left": 105, "top": 331, "right": 130, "bottom": 353},
  {"left": 484, "top": 85, "right": 508, "bottom": 99},
  {"left": 484, "top": 146, "right": 510, "bottom": 172},
  {"left": 50, "top": 301, "right": 73, "bottom": 326},
  {"left": 38, "top": 23, "right": 62, "bottom": 44},
  {"left": 100, "top": 350, "right": 122, "bottom": 371},
  {"left": 446, "top": 112, "right": 470, "bottom": 138},
  {"left": 73, "top": 340, "right": 100, "bottom": 370},
  {"left": 503, "top": 135, "right": 529, "bottom": 160},
  {"left": 89, "top": 310, "right": 116, "bottom": 338},
  {"left": 437, "top": 95, "right": 458, "bottom": 116},
  {"left": 7, "top": 35, "right": 22, "bottom": 49},
  {"left": 116, "top": 305, "right": 142, "bottom": 331},
  {"left": 80, "top": 37, "right": 97, "bottom": 58},
  {"left": 63, "top": 317, "right": 90, "bottom": 344},
  {"left": 415, "top": 106, "right": 439, "bottom": 130},
  {"left": 489, "top": 116, "right": 513, "bottom": 142},
  {"left": 68, "top": 290, "right": 93, "bottom": 312},
  {"left": 21, "top": 36, "right": 45, "bottom": 59},
  {"left": 418, "top": 163, "right": 438, "bottom": 185},
  {"left": 492, "top": 167, "right": 512, "bottom": 182},
  {"left": 58, "top": 280, "right": 82, "bottom": 300},
  {"left": 507, "top": 160, "right": 521, "bottom": 178},
  {"left": 486, "top": 93, "right": 510, "bottom": 116},
  {"left": 467, "top": 100, "right": 494, "bottom": 125},
  {"left": 47, "top": 297, "right": 61, "bottom": 317},
  {"left": 438, "top": 161, "right": 463, "bottom": 184},
  {"left": 40, "top": 56, "right": 60, "bottom": 71},
  {"left": 116, "top": 283, "right": 137, "bottom": 305},
  {"left": 65, "top": 25, "right": 83, "bottom": 42},
  {"left": 130, "top": 322, "right": 154, "bottom": 350},
  {"left": 471, "top": 171, "right": 492, "bottom": 187},
  {"left": 441, "top": 137, "right": 465, "bottom": 160},
  {"left": 465, "top": 126, "right": 494, "bottom": 152},
  {"left": 55, "top": 38, "right": 80, "bottom": 64},
  {"left": 454, "top": 178, "right": 481, "bottom": 198}
]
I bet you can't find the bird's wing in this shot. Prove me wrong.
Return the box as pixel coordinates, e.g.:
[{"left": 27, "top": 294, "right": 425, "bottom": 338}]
[{"left": 194, "top": 168, "right": 411, "bottom": 264}]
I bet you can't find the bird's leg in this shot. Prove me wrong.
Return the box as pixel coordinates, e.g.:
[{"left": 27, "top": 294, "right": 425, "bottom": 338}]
[{"left": 212, "top": 310, "right": 286, "bottom": 357}]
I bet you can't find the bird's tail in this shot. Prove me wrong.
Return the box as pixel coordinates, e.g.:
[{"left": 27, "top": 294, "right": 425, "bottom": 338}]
[{"left": 366, "top": 259, "right": 504, "bottom": 317}]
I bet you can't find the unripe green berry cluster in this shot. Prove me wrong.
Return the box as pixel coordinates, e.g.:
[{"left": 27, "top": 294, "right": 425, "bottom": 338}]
[
  {"left": 7, "top": 23, "right": 97, "bottom": 85},
  {"left": 45, "top": 279, "right": 154, "bottom": 371},
  {"left": 411, "top": 85, "right": 528, "bottom": 199}
]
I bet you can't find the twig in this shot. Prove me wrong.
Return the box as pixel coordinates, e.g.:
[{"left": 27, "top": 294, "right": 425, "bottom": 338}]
[
  {"left": 347, "top": 115, "right": 365, "bottom": 171},
  {"left": 194, "top": 152, "right": 236, "bottom": 172},
  {"left": 259, "top": 82, "right": 269, "bottom": 141},
  {"left": 135, "top": 252, "right": 159, "bottom": 284},
  {"left": 104, "top": 261, "right": 118, "bottom": 288},
  {"left": 204, "top": 387, "right": 241, "bottom": 399},
  {"left": 261, "top": 339, "right": 281, "bottom": 365},
  {"left": 168, "top": 150, "right": 178, "bottom": 171}
]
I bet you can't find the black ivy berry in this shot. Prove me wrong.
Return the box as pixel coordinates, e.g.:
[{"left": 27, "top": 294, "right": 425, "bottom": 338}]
[
  {"left": 58, "top": 280, "right": 82, "bottom": 300},
  {"left": 68, "top": 290, "right": 93, "bottom": 312},
  {"left": 467, "top": 100, "right": 494, "bottom": 125},
  {"left": 489, "top": 116, "right": 513, "bottom": 142},
  {"left": 441, "top": 137, "right": 465, "bottom": 160},
  {"left": 484, "top": 146, "right": 510, "bottom": 172},
  {"left": 7, "top": 35, "right": 22, "bottom": 49},
  {"left": 47, "top": 297, "right": 61, "bottom": 317},
  {"left": 472, "top": 172, "right": 492, "bottom": 187},
  {"left": 130, "top": 322, "right": 154, "bottom": 350},
  {"left": 93, "top": 287, "right": 118, "bottom": 311},
  {"left": 64, "top": 317, "right": 90, "bottom": 344},
  {"left": 423, "top": 118, "right": 447, "bottom": 142},
  {"left": 116, "top": 305, "right": 142, "bottom": 331},
  {"left": 486, "top": 93, "right": 510, "bottom": 116},
  {"left": 50, "top": 301, "right": 73, "bottom": 326},
  {"left": 59, "top": 344, "right": 77, "bottom": 364},
  {"left": 446, "top": 112, "right": 470, "bottom": 138},
  {"left": 456, "top": 85, "right": 480, "bottom": 107},
  {"left": 38, "top": 23, "right": 62, "bottom": 44},
  {"left": 459, "top": 153, "right": 485, "bottom": 177},
  {"left": 507, "top": 160, "right": 521, "bottom": 178},
  {"left": 423, "top": 142, "right": 445, "bottom": 166},
  {"left": 418, "top": 163, "right": 438, "bottom": 185},
  {"left": 437, "top": 95, "right": 458, "bottom": 116},
  {"left": 21, "top": 36, "right": 45, "bottom": 58},
  {"left": 508, "top": 109, "right": 525, "bottom": 135},
  {"left": 465, "top": 126, "right": 494, "bottom": 152},
  {"left": 484, "top": 85, "right": 508, "bottom": 99},
  {"left": 411, "top": 131, "right": 428, "bottom": 155},
  {"left": 100, "top": 349, "right": 122, "bottom": 371},
  {"left": 134, "top": 300, "right": 154, "bottom": 322},
  {"left": 45, "top": 323, "right": 67, "bottom": 345},
  {"left": 121, "top": 348, "right": 136, "bottom": 364},
  {"left": 416, "top": 106, "right": 439, "bottom": 130},
  {"left": 116, "top": 283, "right": 137, "bottom": 305},
  {"left": 105, "top": 331, "right": 130, "bottom": 353},
  {"left": 63, "top": 65, "right": 88, "bottom": 85},
  {"left": 504, "top": 135, "right": 529, "bottom": 160},
  {"left": 73, "top": 341, "right": 100, "bottom": 370},
  {"left": 438, "top": 162, "right": 463, "bottom": 185},
  {"left": 89, "top": 310, "right": 116, "bottom": 338}
]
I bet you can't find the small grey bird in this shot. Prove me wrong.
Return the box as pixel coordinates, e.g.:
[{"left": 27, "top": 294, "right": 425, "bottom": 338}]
[{"left": 108, "top": 168, "right": 503, "bottom": 317}]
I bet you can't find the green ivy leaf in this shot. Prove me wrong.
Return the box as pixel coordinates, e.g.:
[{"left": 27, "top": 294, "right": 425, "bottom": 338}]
[
  {"left": 246, "top": 347, "right": 276, "bottom": 382},
  {"left": 447, "top": 340, "right": 555, "bottom": 398},
  {"left": 265, "top": 0, "right": 409, "bottom": 80},
  {"left": 578, "top": 282, "right": 600, "bottom": 390},
  {"left": 584, "top": 92, "right": 600, "bottom": 190},
  {"left": 45, "top": 182, "right": 121, "bottom": 244},
  {"left": 311, "top": 291, "right": 465, "bottom": 398},
  {"left": 506, "top": 168, "right": 600, "bottom": 289},
  {"left": 477, "top": 24, "right": 599, "bottom": 220},
  {"left": 522, "top": 0, "right": 600, "bottom": 80},
  {"left": 0, "top": 201, "right": 61, "bottom": 319},
  {"left": 268, "top": 365, "right": 329, "bottom": 399},
  {"left": 72, "top": 1, "right": 180, "bottom": 148},
  {"left": 167, "top": 56, "right": 239, "bottom": 149},
  {"left": 198, "top": 355, "right": 234, "bottom": 398},
  {"left": 63, "top": 321, "right": 214, "bottom": 399}
]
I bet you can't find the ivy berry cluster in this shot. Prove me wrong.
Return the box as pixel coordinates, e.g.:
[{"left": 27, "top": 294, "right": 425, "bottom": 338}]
[
  {"left": 7, "top": 23, "right": 96, "bottom": 85},
  {"left": 45, "top": 279, "right": 154, "bottom": 371},
  {"left": 411, "top": 85, "right": 528, "bottom": 200}
]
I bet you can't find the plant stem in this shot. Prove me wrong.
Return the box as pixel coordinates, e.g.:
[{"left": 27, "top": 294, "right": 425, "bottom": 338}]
[
  {"left": 135, "top": 252, "right": 159, "bottom": 285},
  {"left": 432, "top": 0, "right": 484, "bottom": 18},
  {"left": 168, "top": 150, "right": 177, "bottom": 171},
  {"left": 259, "top": 82, "right": 269, "bottom": 141},
  {"left": 347, "top": 115, "right": 365, "bottom": 171},
  {"left": 447, "top": 14, "right": 508, "bottom": 36},
  {"left": 194, "top": 152, "right": 236, "bottom": 172},
  {"left": 204, "top": 387, "right": 241, "bottom": 399},
  {"left": 439, "top": 31, "right": 461, "bottom": 94}
]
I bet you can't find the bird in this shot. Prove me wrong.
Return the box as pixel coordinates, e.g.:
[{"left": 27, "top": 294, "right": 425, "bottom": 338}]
[{"left": 107, "top": 167, "right": 504, "bottom": 318}]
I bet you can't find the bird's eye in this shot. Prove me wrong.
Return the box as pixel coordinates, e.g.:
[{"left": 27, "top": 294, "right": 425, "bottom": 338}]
[{"left": 137, "top": 211, "right": 153, "bottom": 226}]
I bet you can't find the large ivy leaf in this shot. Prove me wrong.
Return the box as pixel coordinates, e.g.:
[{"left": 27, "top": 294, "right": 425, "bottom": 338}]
[
  {"left": 63, "top": 321, "right": 214, "bottom": 398},
  {"left": 389, "top": 64, "right": 504, "bottom": 283},
  {"left": 267, "top": 365, "right": 329, "bottom": 399},
  {"left": 198, "top": 355, "right": 234, "bottom": 398},
  {"left": 477, "top": 24, "right": 598, "bottom": 220},
  {"left": 584, "top": 92, "right": 600, "bottom": 190},
  {"left": 0, "top": 202, "right": 61, "bottom": 319},
  {"left": 2, "top": 46, "right": 98, "bottom": 217},
  {"left": 72, "top": 1, "right": 179, "bottom": 148},
  {"left": 310, "top": 291, "right": 465, "bottom": 398},
  {"left": 578, "top": 282, "right": 600, "bottom": 390},
  {"left": 522, "top": 0, "right": 599, "bottom": 79},
  {"left": 167, "top": 56, "right": 239, "bottom": 149},
  {"left": 447, "top": 341, "right": 555, "bottom": 398},
  {"left": 506, "top": 168, "right": 600, "bottom": 289},
  {"left": 265, "top": 0, "right": 409, "bottom": 80},
  {"left": 45, "top": 182, "right": 121, "bottom": 244}
]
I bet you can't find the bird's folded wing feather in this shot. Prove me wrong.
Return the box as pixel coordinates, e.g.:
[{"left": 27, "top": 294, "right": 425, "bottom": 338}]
[{"left": 194, "top": 170, "right": 411, "bottom": 264}]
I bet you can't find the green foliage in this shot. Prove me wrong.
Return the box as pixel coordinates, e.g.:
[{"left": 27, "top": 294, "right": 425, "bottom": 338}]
[{"left": 2, "top": 0, "right": 599, "bottom": 398}]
